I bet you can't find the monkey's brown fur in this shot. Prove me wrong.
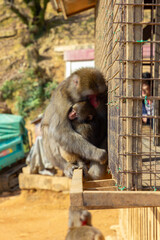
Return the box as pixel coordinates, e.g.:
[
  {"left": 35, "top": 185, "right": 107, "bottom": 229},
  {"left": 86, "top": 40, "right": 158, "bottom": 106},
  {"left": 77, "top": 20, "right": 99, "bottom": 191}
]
[
  {"left": 65, "top": 209, "right": 105, "bottom": 240},
  {"left": 41, "top": 68, "right": 107, "bottom": 178},
  {"left": 60, "top": 101, "right": 102, "bottom": 164},
  {"left": 65, "top": 226, "right": 105, "bottom": 240},
  {"left": 60, "top": 148, "right": 78, "bottom": 164}
]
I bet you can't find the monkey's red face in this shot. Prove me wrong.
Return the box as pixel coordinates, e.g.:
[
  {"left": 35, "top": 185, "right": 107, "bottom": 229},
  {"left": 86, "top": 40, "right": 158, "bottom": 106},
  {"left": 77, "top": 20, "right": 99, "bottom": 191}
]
[
  {"left": 68, "top": 109, "right": 77, "bottom": 120},
  {"left": 81, "top": 220, "right": 87, "bottom": 226},
  {"left": 88, "top": 94, "right": 100, "bottom": 109}
]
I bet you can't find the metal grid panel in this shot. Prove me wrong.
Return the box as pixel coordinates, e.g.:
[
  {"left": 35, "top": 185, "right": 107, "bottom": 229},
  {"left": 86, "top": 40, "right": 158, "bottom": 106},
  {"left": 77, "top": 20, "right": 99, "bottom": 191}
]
[{"left": 95, "top": 0, "right": 160, "bottom": 191}]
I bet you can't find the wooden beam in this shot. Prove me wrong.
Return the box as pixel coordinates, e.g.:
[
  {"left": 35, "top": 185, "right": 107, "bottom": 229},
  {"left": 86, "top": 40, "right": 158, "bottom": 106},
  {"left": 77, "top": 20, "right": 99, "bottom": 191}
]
[
  {"left": 59, "top": 0, "right": 67, "bottom": 19},
  {"left": 70, "top": 169, "right": 83, "bottom": 207},
  {"left": 84, "top": 186, "right": 118, "bottom": 191},
  {"left": 19, "top": 173, "right": 71, "bottom": 192},
  {"left": 50, "top": 0, "right": 59, "bottom": 11},
  {"left": 82, "top": 191, "right": 160, "bottom": 209},
  {"left": 83, "top": 179, "right": 116, "bottom": 189}
]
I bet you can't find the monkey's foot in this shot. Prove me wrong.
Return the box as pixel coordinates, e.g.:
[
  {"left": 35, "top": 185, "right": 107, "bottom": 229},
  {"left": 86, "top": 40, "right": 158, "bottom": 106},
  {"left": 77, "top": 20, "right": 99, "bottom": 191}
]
[
  {"left": 64, "top": 164, "right": 78, "bottom": 178},
  {"left": 88, "top": 162, "right": 107, "bottom": 180}
]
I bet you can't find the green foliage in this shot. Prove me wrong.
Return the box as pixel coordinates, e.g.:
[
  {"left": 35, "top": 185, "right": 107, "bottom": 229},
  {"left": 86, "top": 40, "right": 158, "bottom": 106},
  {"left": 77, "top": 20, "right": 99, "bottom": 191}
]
[
  {"left": 0, "top": 80, "right": 17, "bottom": 100},
  {"left": 44, "top": 81, "right": 58, "bottom": 99},
  {"left": 0, "top": 67, "right": 58, "bottom": 117}
]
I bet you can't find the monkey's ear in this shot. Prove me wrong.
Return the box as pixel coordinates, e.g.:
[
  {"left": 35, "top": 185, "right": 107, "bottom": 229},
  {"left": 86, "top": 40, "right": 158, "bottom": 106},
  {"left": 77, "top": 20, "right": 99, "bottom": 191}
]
[{"left": 72, "top": 74, "right": 80, "bottom": 86}]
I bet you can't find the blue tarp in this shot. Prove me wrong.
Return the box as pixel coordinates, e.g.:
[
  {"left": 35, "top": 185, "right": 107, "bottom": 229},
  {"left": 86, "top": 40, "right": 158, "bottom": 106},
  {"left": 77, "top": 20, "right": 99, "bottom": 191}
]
[{"left": 0, "top": 114, "right": 28, "bottom": 142}]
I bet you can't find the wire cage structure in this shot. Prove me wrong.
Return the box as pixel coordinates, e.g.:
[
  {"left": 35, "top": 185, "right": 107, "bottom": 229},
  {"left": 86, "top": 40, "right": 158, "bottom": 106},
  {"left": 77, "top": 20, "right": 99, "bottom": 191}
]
[
  {"left": 69, "top": 1, "right": 160, "bottom": 238},
  {"left": 95, "top": 0, "right": 160, "bottom": 191}
]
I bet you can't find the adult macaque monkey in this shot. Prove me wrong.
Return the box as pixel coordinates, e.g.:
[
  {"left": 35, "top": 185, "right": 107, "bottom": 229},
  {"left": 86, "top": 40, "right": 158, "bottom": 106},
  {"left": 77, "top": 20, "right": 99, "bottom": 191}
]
[
  {"left": 60, "top": 101, "right": 101, "bottom": 162},
  {"left": 41, "top": 68, "right": 107, "bottom": 178},
  {"left": 60, "top": 101, "right": 107, "bottom": 178},
  {"left": 65, "top": 208, "right": 105, "bottom": 240}
]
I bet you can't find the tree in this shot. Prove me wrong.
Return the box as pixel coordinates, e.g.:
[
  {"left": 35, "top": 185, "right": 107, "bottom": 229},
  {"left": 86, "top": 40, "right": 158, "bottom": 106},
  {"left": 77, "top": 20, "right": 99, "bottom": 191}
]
[{"left": 6, "top": 0, "right": 50, "bottom": 38}]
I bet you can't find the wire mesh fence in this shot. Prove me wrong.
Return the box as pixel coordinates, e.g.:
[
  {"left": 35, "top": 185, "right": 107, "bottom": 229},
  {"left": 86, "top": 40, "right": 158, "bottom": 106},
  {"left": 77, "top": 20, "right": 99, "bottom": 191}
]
[{"left": 95, "top": 0, "right": 160, "bottom": 191}]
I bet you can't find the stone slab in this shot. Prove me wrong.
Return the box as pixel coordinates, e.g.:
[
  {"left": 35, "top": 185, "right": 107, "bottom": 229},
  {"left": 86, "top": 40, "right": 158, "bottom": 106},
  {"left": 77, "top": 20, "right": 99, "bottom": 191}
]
[{"left": 19, "top": 173, "right": 71, "bottom": 192}]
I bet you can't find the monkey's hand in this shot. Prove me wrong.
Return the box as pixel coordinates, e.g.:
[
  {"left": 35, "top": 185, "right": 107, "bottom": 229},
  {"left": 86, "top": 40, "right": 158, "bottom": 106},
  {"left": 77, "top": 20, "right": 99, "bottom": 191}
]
[
  {"left": 77, "top": 160, "right": 89, "bottom": 179},
  {"left": 51, "top": 120, "right": 108, "bottom": 163},
  {"left": 64, "top": 163, "right": 78, "bottom": 178},
  {"left": 98, "top": 150, "right": 108, "bottom": 165}
]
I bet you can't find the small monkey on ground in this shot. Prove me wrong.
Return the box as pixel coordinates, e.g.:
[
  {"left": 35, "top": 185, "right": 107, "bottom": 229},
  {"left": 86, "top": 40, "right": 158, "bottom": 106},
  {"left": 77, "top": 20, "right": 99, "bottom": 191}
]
[
  {"left": 65, "top": 208, "right": 105, "bottom": 240},
  {"left": 41, "top": 67, "right": 107, "bottom": 179}
]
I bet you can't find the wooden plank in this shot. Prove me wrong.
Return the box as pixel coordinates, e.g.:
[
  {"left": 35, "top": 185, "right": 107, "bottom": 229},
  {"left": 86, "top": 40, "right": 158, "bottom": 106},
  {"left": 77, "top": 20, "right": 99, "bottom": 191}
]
[
  {"left": 148, "top": 208, "right": 150, "bottom": 240},
  {"left": 62, "top": 0, "right": 96, "bottom": 17},
  {"left": 82, "top": 191, "right": 160, "bottom": 209},
  {"left": 131, "top": 208, "right": 134, "bottom": 239},
  {"left": 151, "top": 208, "right": 154, "bottom": 240},
  {"left": 146, "top": 208, "right": 149, "bottom": 240},
  {"left": 128, "top": 208, "right": 132, "bottom": 240},
  {"left": 153, "top": 207, "right": 157, "bottom": 240},
  {"left": 143, "top": 208, "right": 147, "bottom": 240},
  {"left": 148, "top": 207, "right": 154, "bottom": 240},
  {"left": 137, "top": 208, "right": 141, "bottom": 240},
  {"left": 70, "top": 169, "right": 83, "bottom": 207},
  {"left": 157, "top": 207, "right": 160, "bottom": 240},
  {"left": 83, "top": 179, "right": 116, "bottom": 189},
  {"left": 134, "top": 208, "right": 138, "bottom": 240},
  {"left": 84, "top": 186, "right": 117, "bottom": 191},
  {"left": 120, "top": 208, "right": 128, "bottom": 239},
  {"left": 133, "top": 209, "right": 136, "bottom": 239},
  {"left": 22, "top": 166, "right": 30, "bottom": 174},
  {"left": 140, "top": 208, "right": 144, "bottom": 240},
  {"left": 126, "top": 209, "right": 129, "bottom": 239},
  {"left": 19, "top": 173, "right": 71, "bottom": 192}
]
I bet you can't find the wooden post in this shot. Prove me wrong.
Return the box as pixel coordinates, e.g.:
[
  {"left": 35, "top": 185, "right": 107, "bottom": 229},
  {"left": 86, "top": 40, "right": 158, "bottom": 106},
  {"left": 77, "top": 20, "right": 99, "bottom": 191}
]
[
  {"left": 126, "top": 0, "right": 143, "bottom": 190},
  {"left": 154, "top": 0, "right": 160, "bottom": 146},
  {"left": 133, "top": 0, "right": 143, "bottom": 190},
  {"left": 126, "top": 0, "right": 134, "bottom": 191},
  {"left": 70, "top": 169, "right": 83, "bottom": 207}
]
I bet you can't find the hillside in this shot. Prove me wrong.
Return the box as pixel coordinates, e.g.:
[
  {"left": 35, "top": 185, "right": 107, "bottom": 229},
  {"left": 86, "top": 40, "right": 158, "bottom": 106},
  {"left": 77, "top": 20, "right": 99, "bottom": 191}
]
[{"left": 0, "top": 0, "right": 95, "bottom": 129}]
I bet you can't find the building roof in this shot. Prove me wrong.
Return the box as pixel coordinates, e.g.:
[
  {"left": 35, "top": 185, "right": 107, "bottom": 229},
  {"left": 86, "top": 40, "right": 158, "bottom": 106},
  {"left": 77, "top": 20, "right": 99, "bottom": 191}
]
[
  {"left": 51, "top": 0, "right": 96, "bottom": 18},
  {"left": 64, "top": 49, "right": 94, "bottom": 61}
]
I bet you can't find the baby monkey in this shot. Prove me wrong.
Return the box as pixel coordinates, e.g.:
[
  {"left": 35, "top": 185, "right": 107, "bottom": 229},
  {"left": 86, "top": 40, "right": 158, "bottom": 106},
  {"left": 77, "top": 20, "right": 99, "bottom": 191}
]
[
  {"left": 60, "top": 101, "right": 103, "bottom": 168},
  {"left": 65, "top": 208, "right": 105, "bottom": 240}
]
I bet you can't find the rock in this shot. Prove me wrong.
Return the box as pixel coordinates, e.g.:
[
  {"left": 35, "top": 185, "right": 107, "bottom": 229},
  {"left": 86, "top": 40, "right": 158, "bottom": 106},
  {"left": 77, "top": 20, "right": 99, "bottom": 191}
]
[{"left": 0, "top": 29, "right": 17, "bottom": 38}]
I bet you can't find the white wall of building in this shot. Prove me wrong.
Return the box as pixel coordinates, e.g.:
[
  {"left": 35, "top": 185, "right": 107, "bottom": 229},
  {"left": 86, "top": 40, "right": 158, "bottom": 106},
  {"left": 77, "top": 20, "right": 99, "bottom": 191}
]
[{"left": 65, "top": 60, "right": 95, "bottom": 77}]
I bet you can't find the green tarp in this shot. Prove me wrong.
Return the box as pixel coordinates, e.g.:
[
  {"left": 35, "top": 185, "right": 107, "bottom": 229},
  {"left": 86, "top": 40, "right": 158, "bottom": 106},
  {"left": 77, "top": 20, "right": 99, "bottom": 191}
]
[{"left": 0, "top": 114, "right": 28, "bottom": 142}]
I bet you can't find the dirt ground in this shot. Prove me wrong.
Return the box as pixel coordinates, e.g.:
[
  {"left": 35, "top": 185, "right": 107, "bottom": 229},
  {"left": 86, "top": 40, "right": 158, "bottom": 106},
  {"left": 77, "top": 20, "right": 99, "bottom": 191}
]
[{"left": 0, "top": 190, "right": 120, "bottom": 240}]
